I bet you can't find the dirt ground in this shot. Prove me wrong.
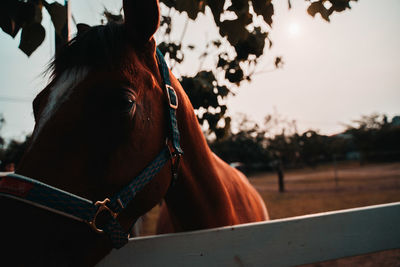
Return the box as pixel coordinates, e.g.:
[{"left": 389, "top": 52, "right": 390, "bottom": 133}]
[
  {"left": 140, "top": 161, "right": 400, "bottom": 266},
  {"left": 249, "top": 161, "right": 400, "bottom": 219}
]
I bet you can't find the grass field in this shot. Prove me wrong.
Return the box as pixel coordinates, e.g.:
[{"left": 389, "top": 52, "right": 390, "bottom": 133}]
[{"left": 140, "top": 161, "right": 400, "bottom": 266}]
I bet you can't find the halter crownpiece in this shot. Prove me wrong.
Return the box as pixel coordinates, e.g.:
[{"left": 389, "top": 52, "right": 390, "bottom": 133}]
[{"left": 0, "top": 48, "right": 183, "bottom": 249}]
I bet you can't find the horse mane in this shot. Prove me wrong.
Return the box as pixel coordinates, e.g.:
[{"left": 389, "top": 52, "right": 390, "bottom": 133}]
[{"left": 48, "top": 22, "right": 128, "bottom": 79}]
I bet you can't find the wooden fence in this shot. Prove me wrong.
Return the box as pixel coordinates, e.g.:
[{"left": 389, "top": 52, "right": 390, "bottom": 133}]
[{"left": 98, "top": 202, "right": 400, "bottom": 267}]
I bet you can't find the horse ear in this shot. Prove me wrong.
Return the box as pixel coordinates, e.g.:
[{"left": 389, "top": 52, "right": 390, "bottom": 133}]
[
  {"left": 123, "top": 0, "right": 160, "bottom": 44},
  {"left": 76, "top": 23, "right": 91, "bottom": 37}
]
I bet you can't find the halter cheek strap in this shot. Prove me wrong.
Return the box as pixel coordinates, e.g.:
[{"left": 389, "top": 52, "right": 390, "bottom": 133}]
[
  {"left": 156, "top": 48, "right": 183, "bottom": 155},
  {"left": 0, "top": 48, "right": 183, "bottom": 249}
]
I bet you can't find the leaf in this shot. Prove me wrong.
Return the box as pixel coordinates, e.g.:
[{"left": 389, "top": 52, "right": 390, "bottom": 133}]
[
  {"left": 251, "top": 0, "right": 274, "bottom": 26},
  {"left": 0, "top": 0, "right": 35, "bottom": 38},
  {"left": 163, "top": 42, "right": 184, "bottom": 63},
  {"left": 160, "top": 15, "right": 171, "bottom": 27},
  {"left": 44, "top": 2, "right": 67, "bottom": 35},
  {"left": 266, "top": 32, "right": 273, "bottom": 48},
  {"left": 103, "top": 10, "right": 123, "bottom": 24},
  {"left": 328, "top": 0, "right": 351, "bottom": 13},
  {"left": 180, "top": 71, "right": 222, "bottom": 111},
  {"left": 219, "top": 21, "right": 247, "bottom": 45},
  {"left": 234, "top": 27, "right": 267, "bottom": 60},
  {"left": 225, "top": 68, "right": 244, "bottom": 84},
  {"left": 212, "top": 40, "right": 221, "bottom": 48},
  {"left": 227, "top": 0, "right": 249, "bottom": 14},
  {"left": 217, "top": 56, "right": 228, "bottom": 69},
  {"left": 274, "top": 56, "right": 284, "bottom": 68},
  {"left": 217, "top": 85, "right": 230, "bottom": 97},
  {"left": 207, "top": 0, "right": 226, "bottom": 25},
  {"left": 174, "top": 0, "right": 203, "bottom": 20},
  {"left": 219, "top": 16, "right": 250, "bottom": 45},
  {"left": 0, "top": 16, "right": 18, "bottom": 37},
  {"left": 32, "top": 2, "right": 43, "bottom": 24},
  {"left": 0, "top": 0, "right": 17, "bottom": 36},
  {"left": 307, "top": 1, "right": 330, "bottom": 22},
  {"left": 160, "top": 0, "right": 175, "bottom": 8},
  {"left": 19, "top": 22, "right": 45, "bottom": 56}
]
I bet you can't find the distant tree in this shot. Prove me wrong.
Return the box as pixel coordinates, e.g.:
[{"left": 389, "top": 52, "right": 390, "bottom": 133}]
[
  {"left": 0, "top": 135, "right": 31, "bottom": 170},
  {"left": 297, "top": 130, "right": 330, "bottom": 167},
  {"left": 327, "top": 134, "right": 354, "bottom": 161},
  {"left": 346, "top": 113, "right": 400, "bottom": 162},
  {"left": 210, "top": 115, "right": 270, "bottom": 170},
  {"left": 0, "top": 113, "right": 31, "bottom": 170},
  {"left": 0, "top": 114, "right": 5, "bottom": 149}
]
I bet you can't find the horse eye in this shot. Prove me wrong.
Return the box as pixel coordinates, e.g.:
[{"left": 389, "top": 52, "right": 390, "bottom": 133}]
[
  {"left": 121, "top": 98, "right": 136, "bottom": 113},
  {"left": 109, "top": 95, "right": 136, "bottom": 114}
]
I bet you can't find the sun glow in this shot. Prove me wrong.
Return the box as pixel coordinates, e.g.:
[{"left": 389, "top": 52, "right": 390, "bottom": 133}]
[{"left": 288, "top": 22, "right": 301, "bottom": 37}]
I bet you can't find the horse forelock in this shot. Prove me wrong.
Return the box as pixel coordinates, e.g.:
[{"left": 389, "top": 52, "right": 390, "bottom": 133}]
[
  {"left": 48, "top": 22, "right": 127, "bottom": 78},
  {"left": 32, "top": 68, "right": 89, "bottom": 143},
  {"left": 31, "top": 23, "right": 131, "bottom": 143},
  {"left": 44, "top": 21, "right": 158, "bottom": 104}
]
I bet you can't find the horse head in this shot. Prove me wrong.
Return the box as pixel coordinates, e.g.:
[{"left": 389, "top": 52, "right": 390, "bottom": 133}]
[
  {"left": 2, "top": 0, "right": 180, "bottom": 265},
  {"left": 1, "top": 0, "right": 269, "bottom": 265}
]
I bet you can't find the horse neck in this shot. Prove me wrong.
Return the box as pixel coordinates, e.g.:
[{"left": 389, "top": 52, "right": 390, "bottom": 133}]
[
  {"left": 0, "top": 197, "right": 111, "bottom": 266},
  {"left": 163, "top": 76, "right": 236, "bottom": 231}
]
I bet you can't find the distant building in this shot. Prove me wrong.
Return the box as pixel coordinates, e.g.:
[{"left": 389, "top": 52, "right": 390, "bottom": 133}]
[
  {"left": 335, "top": 133, "right": 353, "bottom": 140},
  {"left": 346, "top": 151, "right": 361, "bottom": 160},
  {"left": 391, "top": 116, "right": 400, "bottom": 126}
]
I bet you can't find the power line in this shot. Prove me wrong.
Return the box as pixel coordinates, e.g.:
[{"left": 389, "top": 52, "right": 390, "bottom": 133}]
[{"left": 0, "top": 95, "right": 32, "bottom": 103}]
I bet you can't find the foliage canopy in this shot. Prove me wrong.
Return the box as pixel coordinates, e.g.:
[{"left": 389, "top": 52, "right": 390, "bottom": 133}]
[{"left": 0, "top": 0, "right": 357, "bottom": 138}]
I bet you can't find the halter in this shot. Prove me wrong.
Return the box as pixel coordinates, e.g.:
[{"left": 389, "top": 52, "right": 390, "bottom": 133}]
[{"left": 0, "top": 48, "right": 183, "bottom": 249}]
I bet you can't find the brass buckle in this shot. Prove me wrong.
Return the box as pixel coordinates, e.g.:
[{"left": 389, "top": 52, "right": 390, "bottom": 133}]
[
  {"left": 166, "top": 84, "right": 178, "bottom": 109},
  {"left": 166, "top": 139, "right": 182, "bottom": 185},
  {"left": 166, "top": 139, "right": 180, "bottom": 159},
  {"left": 88, "top": 198, "right": 118, "bottom": 234}
]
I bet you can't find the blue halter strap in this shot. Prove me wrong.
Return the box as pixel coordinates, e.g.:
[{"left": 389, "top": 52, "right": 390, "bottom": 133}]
[{"left": 0, "top": 48, "right": 183, "bottom": 249}]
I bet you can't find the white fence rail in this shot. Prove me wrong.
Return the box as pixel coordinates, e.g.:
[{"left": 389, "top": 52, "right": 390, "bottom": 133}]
[{"left": 98, "top": 202, "right": 400, "bottom": 267}]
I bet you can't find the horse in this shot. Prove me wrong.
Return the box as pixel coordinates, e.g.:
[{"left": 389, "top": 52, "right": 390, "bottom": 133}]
[{"left": 0, "top": 0, "right": 268, "bottom": 265}]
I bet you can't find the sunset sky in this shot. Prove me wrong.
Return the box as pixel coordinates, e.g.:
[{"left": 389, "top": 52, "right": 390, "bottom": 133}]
[{"left": 0, "top": 0, "right": 399, "bottom": 140}]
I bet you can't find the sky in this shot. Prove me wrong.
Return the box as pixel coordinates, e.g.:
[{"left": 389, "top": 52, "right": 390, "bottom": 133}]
[{"left": 0, "top": 0, "right": 399, "bottom": 141}]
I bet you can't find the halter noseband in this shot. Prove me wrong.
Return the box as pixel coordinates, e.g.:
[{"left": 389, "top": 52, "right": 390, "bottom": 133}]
[{"left": 0, "top": 48, "right": 183, "bottom": 249}]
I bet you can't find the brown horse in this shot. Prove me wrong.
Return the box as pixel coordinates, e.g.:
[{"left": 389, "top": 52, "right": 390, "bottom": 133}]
[{"left": 0, "top": 0, "right": 268, "bottom": 265}]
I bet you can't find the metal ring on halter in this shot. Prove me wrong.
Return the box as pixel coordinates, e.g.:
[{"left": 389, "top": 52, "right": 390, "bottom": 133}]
[
  {"left": 88, "top": 198, "right": 118, "bottom": 234},
  {"left": 165, "top": 84, "right": 178, "bottom": 109},
  {"left": 165, "top": 138, "right": 182, "bottom": 187}
]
